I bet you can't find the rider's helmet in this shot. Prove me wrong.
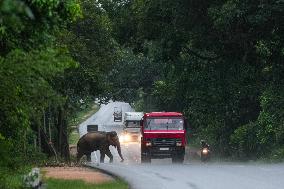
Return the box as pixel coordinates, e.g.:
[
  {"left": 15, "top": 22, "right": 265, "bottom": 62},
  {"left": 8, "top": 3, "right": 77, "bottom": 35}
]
[{"left": 200, "top": 140, "right": 206, "bottom": 146}]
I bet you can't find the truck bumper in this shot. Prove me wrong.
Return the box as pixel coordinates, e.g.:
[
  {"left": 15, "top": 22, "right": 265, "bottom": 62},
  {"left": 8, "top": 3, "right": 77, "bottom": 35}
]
[{"left": 142, "top": 146, "right": 185, "bottom": 158}]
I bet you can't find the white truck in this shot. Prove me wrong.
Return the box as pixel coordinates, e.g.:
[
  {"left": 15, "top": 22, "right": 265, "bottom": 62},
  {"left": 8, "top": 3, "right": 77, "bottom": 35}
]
[
  {"left": 113, "top": 107, "right": 122, "bottom": 122},
  {"left": 120, "top": 112, "right": 143, "bottom": 143}
]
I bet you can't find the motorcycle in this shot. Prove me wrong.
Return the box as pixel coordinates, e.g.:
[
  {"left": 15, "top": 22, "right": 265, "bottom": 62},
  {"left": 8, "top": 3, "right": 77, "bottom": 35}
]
[{"left": 200, "top": 147, "right": 210, "bottom": 162}]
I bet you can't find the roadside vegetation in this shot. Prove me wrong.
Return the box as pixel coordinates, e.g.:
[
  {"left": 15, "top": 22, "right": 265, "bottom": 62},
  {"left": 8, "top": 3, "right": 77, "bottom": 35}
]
[
  {"left": 0, "top": 0, "right": 283, "bottom": 188},
  {"left": 45, "top": 178, "right": 128, "bottom": 189},
  {"left": 0, "top": 0, "right": 111, "bottom": 188},
  {"left": 69, "top": 102, "right": 99, "bottom": 145},
  {"left": 101, "top": 0, "right": 284, "bottom": 161}
]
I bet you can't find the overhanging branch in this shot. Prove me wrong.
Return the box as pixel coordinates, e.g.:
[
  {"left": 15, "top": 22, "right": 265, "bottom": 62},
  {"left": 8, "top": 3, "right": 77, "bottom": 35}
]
[{"left": 183, "top": 46, "right": 222, "bottom": 61}]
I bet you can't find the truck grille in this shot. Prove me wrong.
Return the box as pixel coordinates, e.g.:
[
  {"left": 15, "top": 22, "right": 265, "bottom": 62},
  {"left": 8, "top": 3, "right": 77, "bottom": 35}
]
[{"left": 152, "top": 138, "right": 180, "bottom": 147}]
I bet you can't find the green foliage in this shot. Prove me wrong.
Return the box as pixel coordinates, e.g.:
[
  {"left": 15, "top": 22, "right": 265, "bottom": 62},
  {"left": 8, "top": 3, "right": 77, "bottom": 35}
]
[
  {"left": 229, "top": 82, "right": 284, "bottom": 160},
  {"left": 269, "top": 147, "right": 284, "bottom": 162},
  {"left": 230, "top": 122, "right": 259, "bottom": 159},
  {"left": 0, "top": 0, "right": 83, "bottom": 188},
  {"left": 107, "top": 47, "right": 162, "bottom": 102},
  {"left": 45, "top": 178, "right": 128, "bottom": 189},
  {"left": 0, "top": 169, "right": 24, "bottom": 189},
  {"left": 99, "top": 0, "right": 284, "bottom": 160},
  {"left": 61, "top": 0, "right": 117, "bottom": 101},
  {"left": 0, "top": 0, "right": 82, "bottom": 53},
  {"left": 257, "top": 84, "right": 284, "bottom": 154},
  {"left": 0, "top": 48, "right": 76, "bottom": 138}
]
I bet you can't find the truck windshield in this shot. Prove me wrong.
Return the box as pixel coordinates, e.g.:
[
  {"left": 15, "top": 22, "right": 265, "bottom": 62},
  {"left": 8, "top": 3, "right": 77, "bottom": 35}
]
[
  {"left": 145, "top": 117, "right": 184, "bottom": 130},
  {"left": 125, "top": 120, "right": 140, "bottom": 128}
]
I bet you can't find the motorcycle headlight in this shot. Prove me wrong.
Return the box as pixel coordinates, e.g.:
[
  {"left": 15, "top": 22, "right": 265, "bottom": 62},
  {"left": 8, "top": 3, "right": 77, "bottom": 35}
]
[{"left": 202, "top": 148, "right": 208, "bottom": 154}]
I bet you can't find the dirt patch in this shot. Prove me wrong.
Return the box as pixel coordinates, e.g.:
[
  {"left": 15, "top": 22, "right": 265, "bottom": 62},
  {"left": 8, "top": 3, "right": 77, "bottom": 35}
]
[{"left": 43, "top": 167, "right": 114, "bottom": 184}]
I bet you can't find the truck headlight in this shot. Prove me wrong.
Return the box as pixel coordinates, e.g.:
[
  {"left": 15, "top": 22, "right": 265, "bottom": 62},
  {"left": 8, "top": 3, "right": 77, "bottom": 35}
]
[
  {"left": 145, "top": 141, "right": 152, "bottom": 146},
  {"left": 120, "top": 134, "right": 130, "bottom": 142},
  {"left": 176, "top": 142, "right": 182, "bottom": 146},
  {"left": 124, "top": 134, "right": 130, "bottom": 142},
  {"left": 119, "top": 135, "right": 125, "bottom": 142}
]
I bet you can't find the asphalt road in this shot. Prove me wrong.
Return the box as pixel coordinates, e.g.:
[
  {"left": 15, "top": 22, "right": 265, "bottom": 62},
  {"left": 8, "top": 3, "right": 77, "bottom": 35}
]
[{"left": 79, "top": 102, "right": 284, "bottom": 189}]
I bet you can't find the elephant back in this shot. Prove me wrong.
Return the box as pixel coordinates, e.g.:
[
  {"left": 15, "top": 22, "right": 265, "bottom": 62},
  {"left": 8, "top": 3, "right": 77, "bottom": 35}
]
[{"left": 77, "top": 132, "right": 108, "bottom": 152}]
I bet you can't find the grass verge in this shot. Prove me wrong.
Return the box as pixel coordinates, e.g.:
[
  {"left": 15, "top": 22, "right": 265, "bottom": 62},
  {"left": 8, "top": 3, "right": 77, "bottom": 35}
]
[
  {"left": 69, "top": 130, "right": 80, "bottom": 145},
  {"left": 68, "top": 102, "right": 99, "bottom": 145},
  {"left": 0, "top": 166, "right": 33, "bottom": 189},
  {"left": 69, "top": 103, "right": 99, "bottom": 128},
  {"left": 45, "top": 178, "right": 128, "bottom": 189}
]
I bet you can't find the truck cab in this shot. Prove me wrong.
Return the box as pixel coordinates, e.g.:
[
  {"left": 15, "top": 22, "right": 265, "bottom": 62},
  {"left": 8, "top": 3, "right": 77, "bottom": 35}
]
[
  {"left": 120, "top": 112, "right": 143, "bottom": 143},
  {"left": 113, "top": 107, "right": 122, "bottom": 122},
  {"left": 140, "top": 112, "right": 187, "bottom": 163}
]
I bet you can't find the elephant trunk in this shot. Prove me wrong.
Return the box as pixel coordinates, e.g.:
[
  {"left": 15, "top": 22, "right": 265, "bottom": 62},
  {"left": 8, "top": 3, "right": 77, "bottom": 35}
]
[{"left": 117, "top": 142, "right": 124, "bottom": 162}]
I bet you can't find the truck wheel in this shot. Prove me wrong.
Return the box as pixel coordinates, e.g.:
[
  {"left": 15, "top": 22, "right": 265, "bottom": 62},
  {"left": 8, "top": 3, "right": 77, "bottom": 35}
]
[
  {"left": 141, "top": 154, "right": 151, "bottom": 163},
  {"left": 172, "top": 155, "right": 184, "bottom": 164}
]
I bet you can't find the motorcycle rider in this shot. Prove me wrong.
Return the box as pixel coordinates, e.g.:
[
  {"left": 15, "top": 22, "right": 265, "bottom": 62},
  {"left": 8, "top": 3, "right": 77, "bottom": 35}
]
[
  {"left": 200, "top": 140, "right": 210, "bottom": 161},
  {"left": 200, "top": 140, "right": 210, "bottom": 149}
]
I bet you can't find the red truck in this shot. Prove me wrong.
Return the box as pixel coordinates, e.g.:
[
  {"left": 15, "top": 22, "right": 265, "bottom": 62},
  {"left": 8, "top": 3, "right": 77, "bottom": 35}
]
[{"left": 140, "top": 112, "right": 187, "bottom": 163}]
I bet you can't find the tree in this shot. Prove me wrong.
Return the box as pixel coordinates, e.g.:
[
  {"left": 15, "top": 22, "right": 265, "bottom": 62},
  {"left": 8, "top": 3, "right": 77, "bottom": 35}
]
[{"left": 0, "top": 0, "right": 82, "bottom": 176}]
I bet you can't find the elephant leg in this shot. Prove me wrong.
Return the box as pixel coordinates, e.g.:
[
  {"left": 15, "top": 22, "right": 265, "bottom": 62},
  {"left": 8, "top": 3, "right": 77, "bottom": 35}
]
[
  {"left": 86, "top": 153, "right": 91, "bottom": 162},
  {"left": 105, "top": 149, "right": 113, "bottom": 163},
  {"left": 76, "top": 152, "right": 84, "bottom": 163},
  {"left": 100, "top": 152, "right": 105, "bottom": 163}
]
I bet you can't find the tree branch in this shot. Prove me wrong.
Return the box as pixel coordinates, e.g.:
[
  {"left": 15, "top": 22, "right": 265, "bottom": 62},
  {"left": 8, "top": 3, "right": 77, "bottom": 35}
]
[{"left": 183, "top": 46, "right": 222, "bottom": 61}]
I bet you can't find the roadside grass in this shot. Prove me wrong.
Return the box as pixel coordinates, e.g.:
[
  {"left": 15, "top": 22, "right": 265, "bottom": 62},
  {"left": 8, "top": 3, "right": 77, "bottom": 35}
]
[
  {"left": 68, "top": 102, "right": 99, "bottom": 145},
  {"left": 69, "top": 130, "right": 80, "bottom": 145},
  {"left": 45, "top": 178, "right": 128, "bottom": 189},
  {"left": 0, "top": 172, "right": 23, "bottom": 189},
  {"left": 0, "top": 166, "right": 33, "bottom": 189},
  {"left": 69, "top": 103, "right": 99, "bottom": 128}
]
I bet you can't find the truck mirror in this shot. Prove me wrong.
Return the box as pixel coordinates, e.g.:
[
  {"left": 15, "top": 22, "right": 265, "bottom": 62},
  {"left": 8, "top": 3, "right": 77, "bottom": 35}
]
[{"left": 140, "top": 120, "right": 143, "bottom": 126}]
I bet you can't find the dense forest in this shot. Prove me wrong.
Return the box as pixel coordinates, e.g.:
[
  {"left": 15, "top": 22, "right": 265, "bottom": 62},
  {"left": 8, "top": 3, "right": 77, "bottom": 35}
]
[
  {"left": 0, "top": 0, "right": 283, "bottom": 188},
  {"left": 104, "top": 0, "right": 284, "bottom": 160}
]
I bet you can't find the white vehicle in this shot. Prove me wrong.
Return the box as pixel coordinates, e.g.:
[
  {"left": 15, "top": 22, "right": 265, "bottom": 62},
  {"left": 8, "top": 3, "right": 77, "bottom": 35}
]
[
  {"left": 113, "top": 107, "right": 122, "bottom": 122},
  {"left": 120, "top": 112, "right": 143, "bottom": 143}
]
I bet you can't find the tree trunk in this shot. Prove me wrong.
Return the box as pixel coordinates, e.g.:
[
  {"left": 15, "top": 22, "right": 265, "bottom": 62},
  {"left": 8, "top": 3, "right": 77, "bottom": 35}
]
[
  {"left": 58, "top": 106, "right": 63, "bottom": 156},
  {"left": 37, "top": 122, "right": 41, "bottom": 152},
  {"left": 57, "top": 106, "right": 70, "bottom": 162},
  {"left": 39, "top": 127, "right": 58, "bottom": 160}
]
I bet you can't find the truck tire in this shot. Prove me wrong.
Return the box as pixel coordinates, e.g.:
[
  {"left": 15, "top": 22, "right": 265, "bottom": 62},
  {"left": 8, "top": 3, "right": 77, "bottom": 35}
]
[
  {"left": 172, "top": 155, "right": 184, "bottom": 163},
  {"left": 141, "top": 154, "right": 151, "bottom": 163}
]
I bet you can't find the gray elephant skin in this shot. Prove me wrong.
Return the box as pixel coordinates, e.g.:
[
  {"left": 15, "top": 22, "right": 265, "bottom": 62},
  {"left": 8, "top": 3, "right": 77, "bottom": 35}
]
[{"left": 77, "top": 131, "right": 124, "bottom": 163}]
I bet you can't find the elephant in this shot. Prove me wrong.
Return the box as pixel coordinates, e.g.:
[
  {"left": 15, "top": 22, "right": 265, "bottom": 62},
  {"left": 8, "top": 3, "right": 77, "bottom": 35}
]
[{"left": 77, "top": 131, "right": 124, "bottom": 163}]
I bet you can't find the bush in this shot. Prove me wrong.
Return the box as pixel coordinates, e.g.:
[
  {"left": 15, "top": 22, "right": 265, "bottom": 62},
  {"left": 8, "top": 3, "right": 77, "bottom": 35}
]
[
  {"left": 269, "top": 147, "right": 284, "bottom": 162},
  {"left": 230, "top": 122, "right": 259, "bottom": 159},
  {"left": 256, "top": 85, "right": 284, "bottom": 157},
  {"left": 0, "top": 167, "right": 30, "bottom": 189}
]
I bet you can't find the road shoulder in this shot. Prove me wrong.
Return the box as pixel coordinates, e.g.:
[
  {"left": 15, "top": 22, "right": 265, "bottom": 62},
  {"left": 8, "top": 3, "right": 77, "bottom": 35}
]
[{"left": 42, "top": 166, "right": 114, "bottom": 184}]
